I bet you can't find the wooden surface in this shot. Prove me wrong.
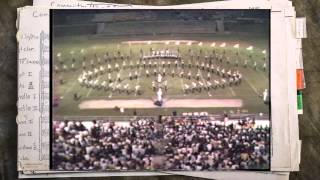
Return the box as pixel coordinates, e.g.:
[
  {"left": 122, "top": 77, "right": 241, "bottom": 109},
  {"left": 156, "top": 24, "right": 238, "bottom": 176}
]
[{"left": 0, "top": 0, "right": 319, "bottom": 179}]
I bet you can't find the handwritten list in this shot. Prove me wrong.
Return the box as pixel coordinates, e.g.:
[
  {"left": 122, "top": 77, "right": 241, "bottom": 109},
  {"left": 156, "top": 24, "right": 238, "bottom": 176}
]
[{"left": 17, "top": 7, "right": 50, "bottom": 171}]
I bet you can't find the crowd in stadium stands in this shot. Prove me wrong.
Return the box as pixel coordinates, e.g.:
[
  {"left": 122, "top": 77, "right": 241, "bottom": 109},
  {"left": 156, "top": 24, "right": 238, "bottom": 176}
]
[
  {"left": 52, "top": 116, "right": 270, "bottom": 171},
  {"left": 52, "top": 117, "right": 160, "bottom": 170},
  {"left": 162, "top": 116, "right": 270, "bottom": 170}
]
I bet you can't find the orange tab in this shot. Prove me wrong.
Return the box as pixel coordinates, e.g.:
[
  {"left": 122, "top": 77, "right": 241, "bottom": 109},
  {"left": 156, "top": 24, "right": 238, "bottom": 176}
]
[{"left": 296, "top": 69, "right": 305, "bottom": 90}]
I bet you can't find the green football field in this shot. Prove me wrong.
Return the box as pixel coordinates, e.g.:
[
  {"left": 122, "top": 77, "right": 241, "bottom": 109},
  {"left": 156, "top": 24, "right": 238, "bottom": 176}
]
[{"left": 52, "top": 34, "right": 270, "bottom": 117}]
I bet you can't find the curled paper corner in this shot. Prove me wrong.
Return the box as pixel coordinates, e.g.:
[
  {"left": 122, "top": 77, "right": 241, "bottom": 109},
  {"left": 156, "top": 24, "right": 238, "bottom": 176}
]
[
  {"left": 22, "top": 170, "right": 36, "bottom": 175},
  {"left": 17, "top": 161, "right": 23, "bottom": 171},
  {"left": 16, "top": 115, "right": 19, "bottom": 124},
  {"left": 16, "top": 16, "right": 19, "bottom": 30},
  {"left": 295, "top": 17, "right": 307, "bottom": 39},
  {"left": 16, "top": 31, "right": 21, "bottom": 43},
  {"left": 16, "top": 7, "right": 22, "bottom": 30}
]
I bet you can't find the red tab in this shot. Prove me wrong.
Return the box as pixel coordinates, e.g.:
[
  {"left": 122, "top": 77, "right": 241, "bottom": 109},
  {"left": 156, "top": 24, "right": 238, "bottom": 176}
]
[{"left": 296, "top": 69, "right": 305, "bottom": 90}]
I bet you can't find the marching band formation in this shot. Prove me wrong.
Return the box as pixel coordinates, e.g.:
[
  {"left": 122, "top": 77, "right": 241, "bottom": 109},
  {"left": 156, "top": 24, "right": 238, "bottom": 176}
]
[{"left": 54, "top": 45, "right": 267, "bottom": 100}]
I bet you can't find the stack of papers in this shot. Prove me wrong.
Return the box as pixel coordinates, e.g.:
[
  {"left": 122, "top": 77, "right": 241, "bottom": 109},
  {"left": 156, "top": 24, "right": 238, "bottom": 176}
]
[{"left": 16, "top": 0, "right": 306, "bottom": 179}]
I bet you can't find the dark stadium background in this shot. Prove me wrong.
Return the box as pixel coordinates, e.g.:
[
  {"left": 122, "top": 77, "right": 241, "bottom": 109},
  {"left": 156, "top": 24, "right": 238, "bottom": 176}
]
[{"left": 0, "top": 0, "right": 319, "bottom": 180}]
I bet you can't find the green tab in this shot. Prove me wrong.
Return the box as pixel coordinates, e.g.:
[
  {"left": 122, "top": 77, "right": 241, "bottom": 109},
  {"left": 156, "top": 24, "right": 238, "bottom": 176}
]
[{"left": 297, "top": 91, "right": 303, "bottom": 114}]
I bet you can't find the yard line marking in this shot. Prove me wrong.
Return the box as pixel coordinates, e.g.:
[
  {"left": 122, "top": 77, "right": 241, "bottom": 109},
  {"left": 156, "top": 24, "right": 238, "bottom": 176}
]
[
  {"left": 244, "top": 78, "right": 259, "bottom": 95},
  {"left": 247, "top": 67, "right": 268, "bottom": 82},
  {"left": 86, "top": 87, "right": 93, "bottom": 97},
  {"left": 86, "top": 77, "right": 101, "bottom": 97},
  {"left": 177, "top": 60, "right": 185, "bottom": 94},
  {"left": 198, "top": 69, "right": 212, "bottom": 97},
  {"left": 180, "top": 78, "right": 185, "bottom": 93},
  {"left": 228, "top": 86, "right": 236, "bottom": 96},
  {"left": 108, "top": 60, "right": 125, "bottom": 98},
  {"left": 65, "top": 80, "right": 77, "bottom": 94},
  {"left": 134, "top": 65, "right": 143, "bottom": 96}
]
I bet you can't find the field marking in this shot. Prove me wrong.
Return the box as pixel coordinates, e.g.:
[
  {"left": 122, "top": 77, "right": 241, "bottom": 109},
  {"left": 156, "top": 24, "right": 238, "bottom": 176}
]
[
  {"left": 108, "top": 85, "right": 115, "bottom": 98},
  {"left": 177, "top": 60, "right": 185, "bottom": 94},
  {"left": 65, "top": 80, "right": 77, "bottom": 94},
  {"left": 247, "top": 67, "right": 268, "bottom": 82},
  {"left": 228, "top": 86, "right": 236, "bottom": 96},
  {"left": 134, "top": 65, "right": 143, "bottom": 96},
  {"left": 180, "top": 78, "right": 186, "bottom": 96},
  {"left": 86, "top": 77, "right": 101, "bottom": 97},
  {"left": 86, "top": 87, "right": 93, "bottom": 97},
  {"left": 244, "top": 78, "right": 259, "bottom": 95},
  {"left": 79, "top": 98, "right": 243, "bottom": 109},
  {"left": 108, "top": 61, "right": 125, "bottom": 98},
  {"left": 198, "top": 69, "right": 212, "bottom": 97}
]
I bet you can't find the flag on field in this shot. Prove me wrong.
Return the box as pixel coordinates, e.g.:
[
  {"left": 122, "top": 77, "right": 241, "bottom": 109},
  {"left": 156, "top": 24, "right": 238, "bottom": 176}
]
[
  {"left": 211, "top": 42, "right": 216, "bottom": 47},
  {"left": 233, "top": 44, "right": 239, "bottom": 48},
  {"left": 220, "top": 42, "right": 226, "bottom": 48},
  {"left": 246, "top": 46, "right": 253, "bottom": 51}
]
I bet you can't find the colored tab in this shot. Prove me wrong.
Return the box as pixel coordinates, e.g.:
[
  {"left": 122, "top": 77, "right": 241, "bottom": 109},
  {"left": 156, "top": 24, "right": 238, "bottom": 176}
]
[
  {"left": 297, "top": 91, "right": 303, "bottom": 114},
  {"left": 296, "top": 69, "right": 305, "bottom": 90}
]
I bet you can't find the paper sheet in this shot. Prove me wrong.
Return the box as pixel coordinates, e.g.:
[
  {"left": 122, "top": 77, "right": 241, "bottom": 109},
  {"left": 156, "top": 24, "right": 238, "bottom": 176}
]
[
  {"left": 17, "top": 6, "right": 50, "bottom": 171},
  {"left": 19, "top": 171, "right": 290, "bottom": 180},
  {"left": 17, "top": 0, "right": 301, "bottom": 178},
  {"left": 285, "top": 9, "right": 300, "bottom": 171}
]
